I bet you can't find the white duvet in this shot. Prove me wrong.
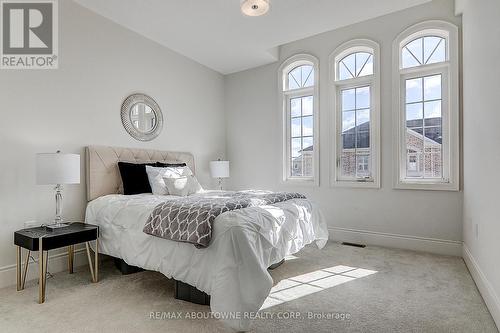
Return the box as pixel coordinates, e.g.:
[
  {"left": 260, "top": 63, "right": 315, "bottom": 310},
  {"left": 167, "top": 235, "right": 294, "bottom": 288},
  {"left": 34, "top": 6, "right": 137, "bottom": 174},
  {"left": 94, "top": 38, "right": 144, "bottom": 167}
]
[{"left": 85, "top": 192, "right": 328, "bottom": 331}]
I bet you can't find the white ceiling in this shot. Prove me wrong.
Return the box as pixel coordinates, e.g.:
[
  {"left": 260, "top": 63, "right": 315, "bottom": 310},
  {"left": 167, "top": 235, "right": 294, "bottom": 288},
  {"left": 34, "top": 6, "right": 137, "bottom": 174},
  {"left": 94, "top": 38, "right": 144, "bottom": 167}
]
[{"left": 74, "top": 0, "right": 431, "bottom": 74}]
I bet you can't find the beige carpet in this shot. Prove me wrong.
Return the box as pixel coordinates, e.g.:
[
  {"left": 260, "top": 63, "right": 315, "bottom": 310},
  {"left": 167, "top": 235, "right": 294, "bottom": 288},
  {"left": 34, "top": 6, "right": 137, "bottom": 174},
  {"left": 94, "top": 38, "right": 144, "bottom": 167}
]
[{"left": 0, "top": 242, "right": 497, "bottom": 333}]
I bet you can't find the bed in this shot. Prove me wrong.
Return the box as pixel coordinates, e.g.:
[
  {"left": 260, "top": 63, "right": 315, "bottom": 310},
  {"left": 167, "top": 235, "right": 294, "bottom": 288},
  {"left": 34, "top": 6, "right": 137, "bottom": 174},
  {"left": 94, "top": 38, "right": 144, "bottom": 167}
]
[{"left": 84, "top": 145, "right": 328, "bottom": 331}]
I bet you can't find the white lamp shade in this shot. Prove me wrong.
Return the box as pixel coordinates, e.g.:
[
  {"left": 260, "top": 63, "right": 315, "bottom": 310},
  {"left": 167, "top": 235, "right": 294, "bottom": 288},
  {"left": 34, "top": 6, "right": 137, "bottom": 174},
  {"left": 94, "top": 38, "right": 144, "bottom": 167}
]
[
  {"left": 209, "top": 160, "right": 230, "bottom": 178},
  {"left": 36, "top": 153, "right": 81, "bottom": 185}
]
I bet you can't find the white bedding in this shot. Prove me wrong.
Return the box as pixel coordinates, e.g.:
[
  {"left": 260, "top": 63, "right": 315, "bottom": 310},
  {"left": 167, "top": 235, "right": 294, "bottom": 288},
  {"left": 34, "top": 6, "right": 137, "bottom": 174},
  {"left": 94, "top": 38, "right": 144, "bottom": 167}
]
[{"left": 85, "top": 192, "right": 328, "bottom": 331}]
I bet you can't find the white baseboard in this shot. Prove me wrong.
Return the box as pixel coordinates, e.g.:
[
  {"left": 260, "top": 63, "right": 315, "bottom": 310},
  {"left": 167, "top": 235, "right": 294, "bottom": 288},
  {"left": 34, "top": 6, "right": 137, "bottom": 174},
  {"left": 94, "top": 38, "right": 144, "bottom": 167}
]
[
  {"left": 463, "top": 244, "right": 500, "bottom": 329},
  {"left": 0, "top": 247, "right": 89, "bottom": 289},
  {"left": 329, "top": 226, "right": 462, "bottom": 256}
]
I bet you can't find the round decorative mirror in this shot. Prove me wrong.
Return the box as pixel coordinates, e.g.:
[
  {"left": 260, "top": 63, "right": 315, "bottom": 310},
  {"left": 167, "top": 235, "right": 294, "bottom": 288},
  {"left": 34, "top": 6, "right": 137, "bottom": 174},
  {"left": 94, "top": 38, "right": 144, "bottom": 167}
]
[{"left": 121, "top": 93, "right": 163, "bottom": 141}]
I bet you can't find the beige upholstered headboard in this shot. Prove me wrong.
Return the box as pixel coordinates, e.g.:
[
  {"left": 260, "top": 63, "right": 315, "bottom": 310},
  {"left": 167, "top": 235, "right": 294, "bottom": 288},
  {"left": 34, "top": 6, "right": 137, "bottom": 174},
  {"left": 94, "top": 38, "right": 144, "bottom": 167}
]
[{"left": 85, "top": 145, "right": 195, "bottom": 201}]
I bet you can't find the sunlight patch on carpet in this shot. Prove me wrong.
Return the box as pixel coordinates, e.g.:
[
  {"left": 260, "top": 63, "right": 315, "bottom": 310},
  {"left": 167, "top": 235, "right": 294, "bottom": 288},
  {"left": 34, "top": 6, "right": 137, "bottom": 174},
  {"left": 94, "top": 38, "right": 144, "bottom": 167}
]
[{"left": 261, "top": 265, "right": 377, "bottom": 310}]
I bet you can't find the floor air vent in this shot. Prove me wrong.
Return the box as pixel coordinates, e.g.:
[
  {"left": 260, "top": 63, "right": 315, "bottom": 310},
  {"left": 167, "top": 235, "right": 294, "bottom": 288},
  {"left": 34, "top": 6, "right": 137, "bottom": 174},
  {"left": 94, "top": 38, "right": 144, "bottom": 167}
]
[{"left": 341, "top": 242, "right": 366, "bottom": 248}]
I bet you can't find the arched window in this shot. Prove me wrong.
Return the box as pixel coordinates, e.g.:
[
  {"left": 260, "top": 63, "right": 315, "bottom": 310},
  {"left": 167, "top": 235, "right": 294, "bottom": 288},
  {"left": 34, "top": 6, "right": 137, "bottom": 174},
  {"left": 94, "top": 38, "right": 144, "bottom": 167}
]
[
  {"left": 330, "top": 40, "right": 380, "bottom": 188},
  {"left": 401, "top": 36, "right": 446, "bottom": 68},
  {"left": 338, "top": 51, "right": 373, "bottom": 80},
  {"left": 393, "top": 21, "right": 459, "bottom": 190},
  {"left": 287, "top": 64, "right": 314, "bottom": 89},
  {"left": 279, "top": 54, "right": 319, "bottom": 184}
]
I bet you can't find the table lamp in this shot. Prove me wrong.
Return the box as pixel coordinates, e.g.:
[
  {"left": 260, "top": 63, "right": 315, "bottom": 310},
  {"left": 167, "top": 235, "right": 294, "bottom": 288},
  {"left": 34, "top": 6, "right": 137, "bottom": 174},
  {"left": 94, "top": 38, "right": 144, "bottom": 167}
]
[
  {"left": 36, "top": 151, "right": 80, "bottom": 229},
  {"left": 209, "top": 159, "right": 230, "bottom": 190}
]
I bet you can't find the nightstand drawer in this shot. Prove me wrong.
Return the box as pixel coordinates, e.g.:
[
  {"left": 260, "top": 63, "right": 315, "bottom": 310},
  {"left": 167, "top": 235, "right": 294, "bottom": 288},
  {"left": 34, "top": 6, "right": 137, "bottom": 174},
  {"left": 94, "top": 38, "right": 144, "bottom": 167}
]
[{"left": 14, "top": 223, "right": 98, "bottom": 251}]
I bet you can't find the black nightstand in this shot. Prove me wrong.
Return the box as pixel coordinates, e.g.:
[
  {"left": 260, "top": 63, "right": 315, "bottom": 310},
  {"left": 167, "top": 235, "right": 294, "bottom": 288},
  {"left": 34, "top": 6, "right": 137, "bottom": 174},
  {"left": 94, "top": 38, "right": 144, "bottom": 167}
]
[{"left": 14, "top": 222, "right": 99, "bottom": 303}]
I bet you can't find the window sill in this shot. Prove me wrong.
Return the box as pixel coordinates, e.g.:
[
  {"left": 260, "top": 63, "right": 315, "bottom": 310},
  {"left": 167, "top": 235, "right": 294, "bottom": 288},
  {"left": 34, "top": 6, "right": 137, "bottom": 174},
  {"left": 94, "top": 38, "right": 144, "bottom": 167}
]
[
  {"left": 331, "top": 179, "right": 380, "bottom": 189},
  {"left": 282, "top": 177, "right": 319, "bottom": 187},
  {"left": 394, "top": 180, "right": 459, "bottom": 191}
]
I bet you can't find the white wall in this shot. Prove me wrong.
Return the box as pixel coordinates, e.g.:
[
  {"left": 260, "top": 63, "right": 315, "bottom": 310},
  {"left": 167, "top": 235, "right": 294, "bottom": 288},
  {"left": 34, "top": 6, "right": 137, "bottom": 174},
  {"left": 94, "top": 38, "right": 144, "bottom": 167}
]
[
  {"left": 225, "top": 0, "right": 462, "bottom": 255},
  {"left": 460, "top": 0, "right": 500, "bottom": 327},
  {"left": 0, "top": 1, "right": 225, "bottom": 286}
]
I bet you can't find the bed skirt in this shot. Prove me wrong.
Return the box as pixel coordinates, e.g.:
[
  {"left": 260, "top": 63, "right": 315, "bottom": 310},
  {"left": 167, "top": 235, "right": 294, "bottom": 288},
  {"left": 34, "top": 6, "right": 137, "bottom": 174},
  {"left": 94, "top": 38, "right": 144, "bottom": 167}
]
[{"left": 112, "top": 256, "right": 285, "bottom": 306}]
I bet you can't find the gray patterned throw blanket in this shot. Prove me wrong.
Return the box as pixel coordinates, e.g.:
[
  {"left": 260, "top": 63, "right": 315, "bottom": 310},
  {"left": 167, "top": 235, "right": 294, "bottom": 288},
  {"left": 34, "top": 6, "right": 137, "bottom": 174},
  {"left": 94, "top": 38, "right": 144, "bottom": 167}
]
[{"left": 143, "top": 191, "right": 306, "bottom": 248}]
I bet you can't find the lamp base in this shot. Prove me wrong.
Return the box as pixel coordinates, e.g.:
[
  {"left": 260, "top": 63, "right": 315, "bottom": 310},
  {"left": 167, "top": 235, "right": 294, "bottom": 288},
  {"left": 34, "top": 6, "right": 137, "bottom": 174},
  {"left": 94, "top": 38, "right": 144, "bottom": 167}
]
[{"left": 45, "top": 223, "right": 69, "bottom": 230}]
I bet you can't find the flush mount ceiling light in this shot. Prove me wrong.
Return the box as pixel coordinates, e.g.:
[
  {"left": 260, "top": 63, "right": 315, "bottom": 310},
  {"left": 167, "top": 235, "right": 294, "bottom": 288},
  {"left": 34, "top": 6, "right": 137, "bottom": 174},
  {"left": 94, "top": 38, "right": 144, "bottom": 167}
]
[{"left": 241, "top": 0, "right": 270, "bottom": 16}]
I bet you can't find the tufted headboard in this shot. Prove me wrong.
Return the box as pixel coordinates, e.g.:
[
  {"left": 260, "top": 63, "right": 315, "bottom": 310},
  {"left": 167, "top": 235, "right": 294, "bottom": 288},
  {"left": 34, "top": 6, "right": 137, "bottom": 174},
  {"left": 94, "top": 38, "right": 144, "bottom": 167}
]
[{"left": 85, "top": 145, "right": 195, "bottom": 201}]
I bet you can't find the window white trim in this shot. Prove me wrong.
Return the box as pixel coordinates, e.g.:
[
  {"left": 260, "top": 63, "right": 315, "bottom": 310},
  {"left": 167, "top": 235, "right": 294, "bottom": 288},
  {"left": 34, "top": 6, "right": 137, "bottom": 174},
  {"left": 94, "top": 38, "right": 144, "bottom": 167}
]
[
  {"left": 278, "top": 54, "right": 320, "bottom": 185},
  {"left": 329, "top": 39, "right": 381, "bottom": 188},
  {"left": 392, "top": 20, "right": 459, "bottom": 191}
]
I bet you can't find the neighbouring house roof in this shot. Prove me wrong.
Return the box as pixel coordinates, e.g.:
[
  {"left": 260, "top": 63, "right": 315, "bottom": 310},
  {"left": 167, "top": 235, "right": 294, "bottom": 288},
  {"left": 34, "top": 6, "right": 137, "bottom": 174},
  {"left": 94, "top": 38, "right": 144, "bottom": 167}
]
[
  {"left": 296, "top": 118, "right": 442, "bottom": 154},
  {"left": 406, "top": 128, "right": 442, "bottom": 148},
  {"left": 342, "top": 122, "right": 370, "bottom": 149},
  {"left": 299, "top": 145, "right": 314, "bottom": 152},
  {"left": 406, "top": 117, "right": 442, "bottom": 144},
  {"left": 341, "top": 118, "right": 442, "bottom": 149}
]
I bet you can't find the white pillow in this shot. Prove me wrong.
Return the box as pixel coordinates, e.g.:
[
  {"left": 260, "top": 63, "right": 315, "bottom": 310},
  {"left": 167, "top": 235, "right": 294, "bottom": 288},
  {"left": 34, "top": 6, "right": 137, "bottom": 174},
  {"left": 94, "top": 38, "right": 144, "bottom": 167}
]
[
  {"left": 145, "top": 166, "right": 193, "bottom": 195},
  {"left": 163, "top": 175, "right": 203, "bottom": 196}
]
